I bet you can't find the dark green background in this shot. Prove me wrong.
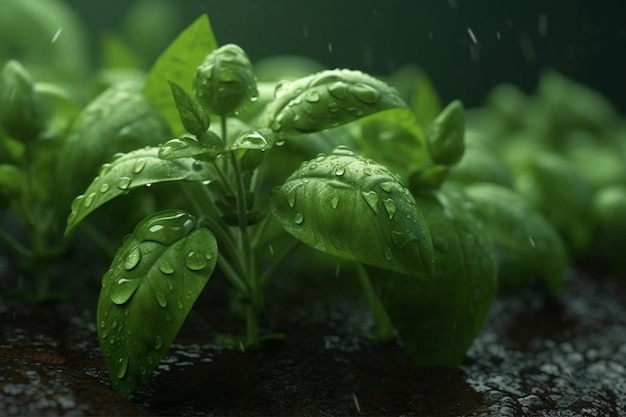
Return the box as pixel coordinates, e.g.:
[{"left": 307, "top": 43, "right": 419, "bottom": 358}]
[{"left": 64, "top": 0, "right": 625, "bottom": 111}]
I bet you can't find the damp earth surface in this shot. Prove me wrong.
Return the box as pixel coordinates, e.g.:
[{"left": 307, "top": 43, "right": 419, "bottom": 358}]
[{"left": 1, "top": 263, "right": 625, "bottom": 416}]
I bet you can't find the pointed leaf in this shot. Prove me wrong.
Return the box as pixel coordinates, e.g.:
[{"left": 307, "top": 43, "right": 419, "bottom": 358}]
[
  {"left": 143, "top": 15, "right": 218, "bottom": 135},
  {"left": 97, "top": 210, "right": 217, "bottom": 397},
  {"left": 167, "top": 80, "right": 210, "bottom": 136},
  {"left": 270, "top": 146, "right": 434, "bottom": 277},
  {"left": 65, "top": 147, "right": 212, "bottom": 235},
  {"left": 427, "top": 100, "right": 465, "bottom": 166},
  {"left": 259, "top": 69, "right": 407, "bottom": 139},
  {"left": 372, "top": 188, "right": 497, "bottom": 366},
  {"left": 464, "top": 183, "right": 568, "bottom": 294}
]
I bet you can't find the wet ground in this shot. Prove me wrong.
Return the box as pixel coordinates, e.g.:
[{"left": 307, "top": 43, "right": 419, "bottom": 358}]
[{"left": 1, "top": 266, "right": 625, "bottom": 416}]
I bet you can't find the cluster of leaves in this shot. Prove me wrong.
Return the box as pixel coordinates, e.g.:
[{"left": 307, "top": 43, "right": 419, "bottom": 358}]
[{"left": 466, "top": 72, "right": 626, "bottom": 272}]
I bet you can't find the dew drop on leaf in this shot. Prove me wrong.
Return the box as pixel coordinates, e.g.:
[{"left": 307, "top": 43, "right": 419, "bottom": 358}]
[
  {"left": 99, "top": 163, "right": 113, "bottom": 175},
  {"left": 305, "top": 90, "right": 321, "bottom": 103},
  {"left": 167, "top": 281, "right": 174, "bottom": 291},
  {"left": 110, "top": 277, "right": 141, "bottom": 305},
  {"left": 327, "top": 81, "right": 348, "bottom": 99},
  {"left": 117, "top": 177, "right": 132, "bottom": 190},
  {"left": 134, "top": 210, "right": 196, "bottom": 245},
  {"left": 122, "top": 246, "right": 142, "bottom": 271},
  {"left": 334, "top": 166, "right": 346, "bottom": 176},
  {"left": 185, "top": 251, "right": 208, "bottom": 271},
  {"left": 116, "top": 357, "right": 129, "bottom": 379},
  {"left": 133, "top": 158, "right": 147, "bottom": 174},
  {"left": 330, "top": 195, "right": 339, "bottom": 209},
  {"left": 294, "top": 212, "right": 304, "bottom": 224},
  {"left": 349, "top": 82, "right": 381, "bottom": 104},
  {"left": 379, "top": 182, "right": 394, "bottom": 193},
  {"left": 382, "top": 198, "right": 397, "bottom": 220},
  {"left": 361, "top": 191, "right": 379, "bottom": 213},
  {"left": 154, "top": 335, "right": 163, "bottom": 350},
  {"left": 384, "top": 246, "right": 393, "bottom": 260},
  {"left": 158, "top": 259, "right": 175, "bottom": 275},
  {"left": 287, "top": 189, "right": 297, "bottom": 208},
  {"left": 99, "top": 183, "right": 110, "bottom": 193},
  {"left": 274, "top": 80, "right": 292, "bottom": 99},
  {"left": 155, "top": 291, "right": 168, "bottom": 308},
  {"left": 331, "top": 146, "right": 354, "bottom": 157},
  {"left": 84, "top": 192, "right": 96, "bottom": 208}
]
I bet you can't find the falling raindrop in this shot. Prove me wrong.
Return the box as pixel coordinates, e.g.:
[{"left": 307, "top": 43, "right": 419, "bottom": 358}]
[
  {"left": 123, "top": 246, "right": 142, "bottom": 271},
  {"left": 185, "top": 251, "right": 208, "bottom": 271}
]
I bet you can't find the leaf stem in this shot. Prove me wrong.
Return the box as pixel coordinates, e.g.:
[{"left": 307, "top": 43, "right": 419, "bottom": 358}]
[{"left": 355, "top": 263, "right": 395, "bottom": 341}]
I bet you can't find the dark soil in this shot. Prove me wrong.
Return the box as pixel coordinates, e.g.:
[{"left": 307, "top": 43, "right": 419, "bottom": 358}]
[{"left": 1, "top": 264, "right": 625, "bottom": 416}]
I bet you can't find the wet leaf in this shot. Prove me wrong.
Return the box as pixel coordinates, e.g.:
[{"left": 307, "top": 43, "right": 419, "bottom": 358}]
[
  {"left": 143, "top": 15, "right": 218, "bottom": 135},
  {"left": 372, "top": 187, "right": 497, "bottom": 366},
  {"left": 57, "top": 81, "right": 170, "bottom": 205},
  {"left": 0, "top": 164, "right": 24, "bottom": 198},
  {"left": 97, "top": 210, "right": 217, "bottom": 397},
  {"left": 167, "top": 80, "right": 209, "bottom": 136},
  {"left": 224, "top": 129, "right": 274, "bottom": 152},
  {"left": 0, "top": 60, "right": 44, "bottom": 142},
  {"left": 158, "top": 133, "right": 222, "bottom": 161},
  {"left": 65, "top": 146, "right": 212, "bottom": 236},
  {"left": 427, "top": 100, "right": 465, "bottom": 166},
  {"left": 258, "top": 69, "right": 407, "bottom": 139},
  {"left": 464, "top": 183, "right": 568, "bottom": 294},
  {"left": 270, "top": 146, "right": 434, "bottom": 277}
]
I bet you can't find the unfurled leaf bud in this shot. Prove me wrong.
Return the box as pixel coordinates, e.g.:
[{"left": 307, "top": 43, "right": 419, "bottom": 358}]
[
  {"left": 192, "top": 44, "right": 258, "bottom": 116},
  {"left": 168, "top": 80, "right": 210, "bottom": 136},
  {"left": 0, "top": 60, "right": 44, "bottom": 142},
  {"left": 427, "top": 100, "right": 465, "bottom": 166}
]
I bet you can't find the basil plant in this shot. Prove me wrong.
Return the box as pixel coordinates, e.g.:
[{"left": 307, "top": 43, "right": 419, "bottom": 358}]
[{"left": 64, "top": 15, "right": 504, "bottom": 397}]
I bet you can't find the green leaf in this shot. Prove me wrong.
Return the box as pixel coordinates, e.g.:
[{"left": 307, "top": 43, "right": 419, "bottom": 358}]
[
  {"left": 463, "top": 183, "right": 568, "bottom": 294},
  {"left": 167, "top": 80, "right": 209, "bottom": 136},
  {"left": 270, "top": 146, "right": 434, "bottom": 277},
  {"left": 224, "top": 129, "right": 274, "bottom": 152},
  {"left": 65, "top": 146, "right": 213, "bottom": 236},
  {"left": 142, "top": 15, "right": 218, "bottom": 135},
  {"left": 57, "top": 81, "right": 170, "bottom": 205},
  {"left": 427, "top": 100, "right": 465, "bottom": 166},
  {"left": 258, "top": 69, "right": 407, "bottom": 139},
  {"left": 158, "top": 133, "right": 222, "bottom": 161},
  {"left": 591, "top": 185, "right": 626, "bottom": 272},
  {"left": 0, "top": 60, "right": 44, "bottom": 142},
  {"left": 372, "top": 187, "right": 497, "bottom": 366},
  {"left": 0, "top": 164, "right": 24, "bottom": 197},
  {"left": 97, "top": 210, "right": 217, "bottom": 397},
  {"left": 410, "top": 68, "right": 442, "bottom": 129}
]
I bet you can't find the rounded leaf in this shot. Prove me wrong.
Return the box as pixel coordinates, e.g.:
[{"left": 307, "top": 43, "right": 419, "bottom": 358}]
[
  {"left": 270, "top": 146, "right": 434, "bottom": 278},
  {"left": 259, "top": 69, "right": 407, "bottom": 138},
  {"left": 97, "top": 210, "right": 218, "bottom": 397},
  {"left": 0, "top": 60, "right": 44, "bottom": 142}
]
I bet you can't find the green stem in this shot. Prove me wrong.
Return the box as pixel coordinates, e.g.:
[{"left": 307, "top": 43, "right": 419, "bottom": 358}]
[
  {"left": 355, "top": 263, "right": 395, "bottom": 341},
  {"left": 259, "top": 239, "right": 299, "bottom": 286}
]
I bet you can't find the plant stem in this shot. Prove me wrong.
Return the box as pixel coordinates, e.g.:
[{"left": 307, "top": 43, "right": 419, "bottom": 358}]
[{"left": 355, "top": 263, "right": 395, "bottom": 341}]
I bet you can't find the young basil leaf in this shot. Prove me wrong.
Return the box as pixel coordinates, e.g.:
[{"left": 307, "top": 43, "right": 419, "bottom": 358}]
[
  {"left": 57, "top": 81, "right": 171, "bottom": 205},
  {"left": 97, "top": 210, "right": 217, "bottom": 397},
  {"left": 591, "top": 185, "right": 626, "bottom": 272},
  {"left": 258, "top": 69, "right": 407, "bottom": 139},
  {"left": 371, "top": 188, "right": 497, "bottom": 366},
  {"left": 0, "top": 60, "right": 44, "bottom": 142},
  {"left": 463, "top": 183, "right": 568, "bottom": 294},
  {"left": 142, "top": 15, "right": 218, "bottom": 135},
  {"left": 410, "top": 68, "right": 443, "bottom": 129},
  {"left": 167, "top": 80, "right": 210, "bottom": 136},
  {"left": 270, "top": 146, "right": 434, "bottom": 278},
  {"left": 427, "top": 100, "right": 465, "bottom": 166},
  {"left": 65, "top": 146, "right": 212, "bottom": 236},
  {"left": 193, "top": 43, "right": 258, "bottom": 117}
]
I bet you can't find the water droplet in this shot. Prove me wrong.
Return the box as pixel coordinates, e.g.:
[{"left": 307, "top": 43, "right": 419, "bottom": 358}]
[
  {"left": 123, "top": 246, "right": 142, "bottom": 271},
  {"left": 384, "top": 246, "right": 393, "bottom": 260},
  {"left": 99, "top": 163, "right": 113, "bottom": 175},
  {"left": 294, "top": 212, "right": 304, "bottom": 224},
  {"left": 135, "top": 210, "right": 196, "bottom": 245},
  {"left": 287, "top": 189, "right": 297, "bottom": 208},
  {"left": 154, "top": 335, "right": 163, "bottom": 350},
  {"left": 155, "top": 291, "right": 167, "bottom": 308},
  {"left": 270, "top": 120, "right": 282, "bottom": 131},
  {"left": 236, "top": 131, "right": 268, "bottom": 150},
  {"left": 110, "top": 277, "right": 141, "bottom": 305},
  {"left": 335, "top": 166, "right": 345, "bottom": 176},
  {"left": 391, "top": 230, "right": 411, "bottom": 247},
  {"left": 379, "top": 182, "right": 395, "bottom": 193},
  {"left": 305, "top": 90, "right": 321, "bottom": 103},
  {"left": 361, "top": 191, "right": 379, "bottom": 213},
  {"left": 116, "top": 357, "right": 128, "bottom": 379},
  {"left": 185, "top": 251, "right": 208, "bottom": 271},
  {"left": 99, "top": 320, "right": 106, "bottom": 328},
  {"left": 66, "top": 211, "right": 77, "bottom": 225},
  {"left": 328, "top": 81, "right": 348, "bottom": 99},
  {"left": 117, "top": 177, "right": 131, "bottom": 190},
  {"left": 167, "top": 281, "right": 174, "bottom": 291},
  {"left": 349, "top": 83, "right": 381, "bottom": 104},
  {"left": 84, "top": 192, "right": 96, "bottom": 208},
  {"left": 331, "top": 146, "right": 355, "bottom": 156},
  {"left": 330, "top": 195, "right": 339, "bottom": 209},
  {"left": 177, "top": 301, "right": 184, "bottom": 311},
  {"left": 382, "top": 198, "right": 396, "bottom": 219},
  {"left": 308, "top": 163, "right": 318, "bottom": 170},
  {"left": 274, "top": 80, "right": 292, "bottom": 99},
  {"left": 315, "top": 154, "right": 327, "bottom": 162},
  {"left": 133, "top": 158, "right": 146, "bottom": 174},
  {"left": 158, "top": 259, "right": 175, "bottom": 275},
  {"left": 99, "top": 183, "right": 110, "bottom": 193}
]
